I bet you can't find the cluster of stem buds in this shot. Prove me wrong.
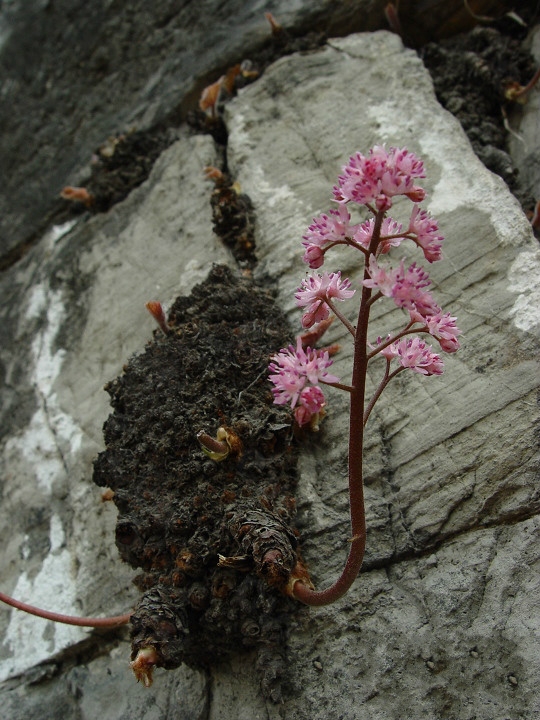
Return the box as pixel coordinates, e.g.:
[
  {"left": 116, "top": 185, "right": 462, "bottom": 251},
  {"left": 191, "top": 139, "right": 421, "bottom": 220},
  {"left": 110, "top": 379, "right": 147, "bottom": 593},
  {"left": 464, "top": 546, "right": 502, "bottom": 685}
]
[{"left": 269, "top": 145, "right": 461, "bottom": 605}]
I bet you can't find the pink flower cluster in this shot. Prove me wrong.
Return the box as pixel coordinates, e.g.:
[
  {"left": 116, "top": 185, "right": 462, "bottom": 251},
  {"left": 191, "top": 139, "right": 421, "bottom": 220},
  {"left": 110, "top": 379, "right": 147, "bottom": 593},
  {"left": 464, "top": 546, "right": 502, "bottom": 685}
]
[
  {"left": 353, "top": 217, "right": 403, "bottom": 254},
  {"left": 295, "top": 271, "right": 355, "bottom": 328},
  {"left": 300, "top": 146, "right": 444, "bottom": 269},
  {"left": 364, "top": 256, "right": 461, "bottom": 354},
  {"left": 269, "top": 339, "right": 339, "bottom": 426},
  {"left": 377, "top": 336, "right": 444, "bottom": 376},
  {"left": 269, "top": 144, "right": 461, "bottom": 428},
  {"left": 333, "top": 145, "right": 426, "bottom": 211},
  {"left": 363, "top": 256, "right": 438, "bottom": 315},
  {"left": 407, "top": 205, "right": 443, "bottom": 263},
  {"left": 302, "top": 205, "right": 355, "bottom": 268}
]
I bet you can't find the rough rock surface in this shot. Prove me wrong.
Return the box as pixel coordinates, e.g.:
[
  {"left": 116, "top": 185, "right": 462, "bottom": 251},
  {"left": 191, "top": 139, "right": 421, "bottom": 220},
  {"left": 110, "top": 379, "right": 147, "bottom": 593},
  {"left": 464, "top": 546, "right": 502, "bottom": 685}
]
[
  {"left": 1, "top": 18, "right": 539, "bottom": 720},
  {"left": 225, "top": 33, "right": 540, "bottom": 718},
  {"left": 0, "top": 0, "right": 511, "bottom": 263}
]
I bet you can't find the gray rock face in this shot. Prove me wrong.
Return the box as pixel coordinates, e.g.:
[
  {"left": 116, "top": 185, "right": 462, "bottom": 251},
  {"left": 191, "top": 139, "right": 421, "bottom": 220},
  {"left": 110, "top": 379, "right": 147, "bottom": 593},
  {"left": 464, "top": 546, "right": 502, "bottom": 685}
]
[
  {"left": 1, "top": 25, "right": 538, "bottom": 720},
  {"left": 0, "top": 0, "right": 390, "bottom": 260},
  {"left": 0, "top": 132, "right": 229, "bottom": 683},
  {"left": 225, "top": 32, "right": 540, "bottom": 719}
]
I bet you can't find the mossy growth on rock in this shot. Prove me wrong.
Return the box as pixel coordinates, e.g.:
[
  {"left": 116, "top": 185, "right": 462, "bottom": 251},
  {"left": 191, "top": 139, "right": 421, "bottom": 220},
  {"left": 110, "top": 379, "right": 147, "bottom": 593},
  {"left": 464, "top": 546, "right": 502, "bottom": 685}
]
[{"left": 93, "top": 265, "right": 304, "bottom": 701}]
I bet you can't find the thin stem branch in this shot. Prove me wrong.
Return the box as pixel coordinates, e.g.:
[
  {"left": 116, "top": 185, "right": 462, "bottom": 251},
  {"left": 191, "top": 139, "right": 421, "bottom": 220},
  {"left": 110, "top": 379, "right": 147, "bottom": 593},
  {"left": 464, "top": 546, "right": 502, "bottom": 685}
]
[
  {"left": 0, "top": 591, "right": 132, "bottom": 628},
  {"left": 325, "top": 298, "right": 356, "bottom": 338},
  {"left": 363, "top": 359, "right": 390, "bottom": 426},
  {"left": 366, "top": 321, "right": 417, "bottom": 360},
  {"left": 322, "top": 238, "right": 369, "bottom": 258},
  {"left": 363, "top": 365, "right": 404, "bottom": 426},
  {"left": 366, "top": 290, "right": 382, "bottom": 308},
  {"left": 320, "top": 380, "right": 354, "bottom": 393}
]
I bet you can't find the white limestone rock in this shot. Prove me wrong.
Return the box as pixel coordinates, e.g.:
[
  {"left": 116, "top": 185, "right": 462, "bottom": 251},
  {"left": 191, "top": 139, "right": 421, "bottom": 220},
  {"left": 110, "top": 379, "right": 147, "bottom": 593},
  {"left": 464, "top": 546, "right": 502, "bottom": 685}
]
[
  {"left": 0, "top": 132, "right": 230, "bottom": 683},
  {"left": 224, "top": 31, "right": 540, "bottom": 718}
]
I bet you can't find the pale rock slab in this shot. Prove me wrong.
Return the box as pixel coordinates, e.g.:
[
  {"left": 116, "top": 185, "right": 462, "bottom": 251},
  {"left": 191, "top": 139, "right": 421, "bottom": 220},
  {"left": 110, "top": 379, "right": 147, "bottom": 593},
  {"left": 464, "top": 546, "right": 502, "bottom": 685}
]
[
  {"left": 224, "top": 31, "right": 540, "bottom": 718},
  {"left": 0, "top": 132, "right": 229, "bottom": 683}
]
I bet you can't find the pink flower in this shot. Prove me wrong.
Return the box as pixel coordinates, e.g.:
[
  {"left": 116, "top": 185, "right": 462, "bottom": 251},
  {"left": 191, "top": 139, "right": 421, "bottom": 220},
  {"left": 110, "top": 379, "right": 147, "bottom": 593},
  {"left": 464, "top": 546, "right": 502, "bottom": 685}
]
[
  {"left": 425, "top": 312, "right": 461, "bottom": 353},
  {"left": 394, "top": 337, "right": 444, "bottom": 375},
  {"left": 333, "top": 145, "right": 426, "bottom": 210},
  {"left": 302, "top": 245, "right": 325, "bottom": 268},
  {"left": 294, "top": 386, "right": 327, "bottom": 427},
  {"left": 299, "top": 385, "right": 326, "bottom": 413},
  {"left": 363, "top": 256, "right": 440, "bottom": 317},
  {"left": 362, "top": 256, "right": 402, "bottom": 296},
  {"left": 407, "top": 206, "right": 444, "bottom": 262},
  {"left": 302, "top": 205, "right": 358, "bottom": 268},
  {"left": 294, "top": 404, "right": 313, "bottom": 427},
  {"left": 268, "top": 367, "right": 306, "bottom": 407},
  {"left": 268, "top": 339, "right": 339, "bottom": 408},
  {"left": 296, "top": 271, "right": 356, "bottom": 328},
  {"left": 303, "top": 205, "right": 355, "bottom": 248},
  {"left": 369, "top": 335, "right": 399, "bottom": 361},
  {"left": 353, "top": 217, "right": 404, "bottom": 252}
]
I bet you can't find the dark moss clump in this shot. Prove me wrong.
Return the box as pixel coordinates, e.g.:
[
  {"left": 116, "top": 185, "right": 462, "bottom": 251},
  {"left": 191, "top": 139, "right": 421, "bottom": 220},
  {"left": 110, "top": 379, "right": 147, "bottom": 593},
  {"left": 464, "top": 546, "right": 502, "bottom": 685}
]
[
  {"left": 421, "top": 25, "right": 537, "bottom": 209},
  {"left": 209, "top": 176, "right": 257, "bottom": 267},
  {"left": 86, "top": 128, "right": 176, "bottom": 212},
  {"left": 93, "top": 264, "right": 303, "bottom": 701}
]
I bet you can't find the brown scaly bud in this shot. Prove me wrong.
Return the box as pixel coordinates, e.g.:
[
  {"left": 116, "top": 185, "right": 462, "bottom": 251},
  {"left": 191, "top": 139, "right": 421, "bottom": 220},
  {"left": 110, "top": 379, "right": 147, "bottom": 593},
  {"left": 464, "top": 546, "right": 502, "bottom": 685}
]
[
  {"left": 221, "top": 64, "right": 242, "bottom": 96},
  {"left": 145, "top": 301, "right": 170, "bottom": 335},
  {"left": 323, "top": 343, "right": 341, "bottom": 357},
  {"left": 299, "top": 316, "right": 334, "bottom": 348},
  {"left": 239, "top": 59, "right": 258, "bottom": 81},
  {"left": 284, "top": 560, "right": 314, "bottom": 598},
  {"left": 60, "top": 186, "right": 94, "bottom": 207},
  {"left": 101, "top": 488, "right": 115, "bottom": 502},
  {"left": 199, "top": 76, "right": 224, "bottom": 116},
  {"left": 197, "top": 426, "right": 242, "bottom": 461},
  {"left": 204, "top": 166, "right": 225, "bottom": 184},
  {"left": 211, "top": 569, "right": 238, "bottom": 598},
  {"left": 264, "top": 12, "right": 283, "bottom": 36},
  {"left": 130, "top": 646, "right": 159, "bottom": 687},
  {"left": 503, "top": 68, "right": 540, "bottom": 103},
  {"left": 227, "top": 508, "right": 304, "bottom": 592},
  {"left": 384, "top": 3, "right": 403, "bottom": 37},
  {"left": 217, "top": 553, "right": 252, "bottom": 571}
]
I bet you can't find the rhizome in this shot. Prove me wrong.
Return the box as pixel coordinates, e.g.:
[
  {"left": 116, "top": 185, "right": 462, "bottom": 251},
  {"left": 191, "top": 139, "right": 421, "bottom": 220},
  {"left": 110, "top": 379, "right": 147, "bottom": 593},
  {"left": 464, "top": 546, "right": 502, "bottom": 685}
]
[{"left": 93, "top": 265, "right": 304, "bottom": 702}]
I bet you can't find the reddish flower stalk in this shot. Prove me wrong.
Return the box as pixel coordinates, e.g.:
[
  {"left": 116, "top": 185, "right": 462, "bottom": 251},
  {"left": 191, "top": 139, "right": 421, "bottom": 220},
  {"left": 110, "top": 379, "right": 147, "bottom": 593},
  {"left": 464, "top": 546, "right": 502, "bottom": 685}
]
[
  {"left": 269, "top": 146, "right": 461, "bottom": 606},
  {"left": 292, "top": 211, "right": 384, "bottom": 605},
  {"left": 0, "top": 590, "right": 131, "bottom": 627}
]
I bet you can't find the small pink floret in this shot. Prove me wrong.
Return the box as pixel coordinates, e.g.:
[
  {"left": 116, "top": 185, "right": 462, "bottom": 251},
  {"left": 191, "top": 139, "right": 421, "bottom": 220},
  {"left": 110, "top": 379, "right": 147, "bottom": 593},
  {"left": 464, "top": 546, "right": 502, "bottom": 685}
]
[
  {"left": 302, "top": 245, "right": 325, "bottom": 268},
  {"left": 394, "top": 337, "right": 444, "bottom": 375},
  {"left": 408, "top": 205, "right": 444, "bottom": 262},
  {"left": 268, "top": 339, "right": 339, "bottom": 409},
  {"left": 353, "top": 217, "right": 404, "bottom": 253},
  {"left": 296, "top": 271, "right": 356, "bottom": 328},
  {"left": 363, "top": 256, "right": 440, "bottom": 317},
  {"left": 302, "top": 205, "right": 355, "bottom": 248},
  {"left": 425, "top": 312, "right": 462, "bottom": 352},
  {"left": 333, "top": 145, "right": 426, "bottom": 209}
]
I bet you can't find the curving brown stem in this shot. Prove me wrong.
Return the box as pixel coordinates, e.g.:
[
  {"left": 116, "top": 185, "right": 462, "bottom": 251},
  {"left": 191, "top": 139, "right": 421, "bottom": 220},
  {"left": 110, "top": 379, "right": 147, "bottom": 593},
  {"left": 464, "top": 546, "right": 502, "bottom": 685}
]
[
  {"left": 0, "top": 590, "right": 132, "bottom": 628},
  {"left": 293, "top": 211, "right": 386, "bottom": 605}
]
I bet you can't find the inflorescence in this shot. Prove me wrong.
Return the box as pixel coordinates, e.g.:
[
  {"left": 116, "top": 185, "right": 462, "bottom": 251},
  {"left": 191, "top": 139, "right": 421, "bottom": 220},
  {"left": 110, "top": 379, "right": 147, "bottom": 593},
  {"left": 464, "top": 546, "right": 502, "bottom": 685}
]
[{"left": 269, "top": 145, "right": 461, "bottom": 605}]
